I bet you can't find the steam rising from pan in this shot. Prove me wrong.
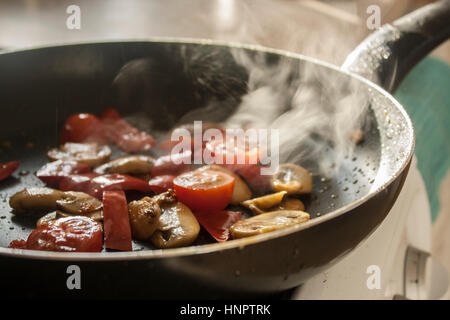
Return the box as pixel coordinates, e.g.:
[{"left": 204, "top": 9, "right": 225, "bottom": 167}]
[{"left": 110, "top": 43, "right": 371, "bottom": 178}]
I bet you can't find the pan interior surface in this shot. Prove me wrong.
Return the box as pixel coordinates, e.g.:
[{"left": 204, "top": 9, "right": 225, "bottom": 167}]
[{"left": 0, "top": 40, "right": 414, "bottom": 255}]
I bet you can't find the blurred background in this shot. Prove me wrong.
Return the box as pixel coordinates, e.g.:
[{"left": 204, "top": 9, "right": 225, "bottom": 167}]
[{"left": 0, "top": 0, "right": 449, "bottom": 298}]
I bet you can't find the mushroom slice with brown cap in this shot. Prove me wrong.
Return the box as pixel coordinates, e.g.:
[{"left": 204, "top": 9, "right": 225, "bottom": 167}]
[
  {"left": 10, "top": 187, "right": 65, "bottom": 214},
  {"left": 197, "top": 165, "right": 252, "bottom": 204},
  {"left": 241, "top": 191, "right": 287, "bottom": 215},
  {"left": 56, "top": 191, "right": 102, "bottom": 214},
  {"left": 230, "top": 210, "right": 310, "bottom": 239},
  {"left": 10, "top": 187, "right": 102, "bottom": 216},
  {"left": 94, "top": 155, "right": 155, "bottom": 175},
  {"left": 271, "top": 163, "right": 312, "bottom": 195},
  {"left": 47, "top": 142, "right": 111, "bottom": 167},
  {"left": 151, "top": 201, "right": 200, "bottom": 249}
]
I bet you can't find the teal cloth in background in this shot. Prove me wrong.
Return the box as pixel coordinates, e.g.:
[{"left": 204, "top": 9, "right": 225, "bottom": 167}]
[{"left": 394, "top": 57, "right": 450, "bottom": 222}]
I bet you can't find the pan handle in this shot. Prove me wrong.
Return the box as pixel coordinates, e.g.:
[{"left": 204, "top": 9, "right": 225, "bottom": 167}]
[{"left": 342, "top": 0, "right": 450, "bottom": 93}]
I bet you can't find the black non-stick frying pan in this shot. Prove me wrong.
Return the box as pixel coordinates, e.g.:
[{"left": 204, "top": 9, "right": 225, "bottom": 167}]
[{"left": 0, "top": 1, "right": 449, "bottom": 299}]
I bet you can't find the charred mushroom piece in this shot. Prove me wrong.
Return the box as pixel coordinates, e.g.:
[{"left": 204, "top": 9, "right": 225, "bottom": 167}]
[
  {"left": 230, "top": 210, "right": 310, "bottom": 239},
  {"left": 10, "top": 187, "right": 65, "bottom": 214},
  {"left": 47, "top": 142, "right": 111, "bottom": 167},
  {"left": 56, "top": 191, "right": 102, "bottom": 214},
  {"left": 94, "top": 155, "right": 155, "bottom": 175},
  {"left": 128, "top": 197, "right": 162, "bottom": 241},
  {"left": 151, "top": 201, "right": 200, "bottom": 249},
  {"left": 128, "top": 190, "right": 177, "bottom": 241},
  {"left": 241, "top": 191, "right": 287, "bottom": 215},
  {"left": 37, "top": 210, "right": 103, "bottom": 227},
  {"left": 10, "top": 187, "right": 102, "bottom": 216},
  {"left": 271, "top": 163, "right": 312, "bottom": 195},
  {"left": 198, "top": 165, "right": 252, "bottom": 204}
]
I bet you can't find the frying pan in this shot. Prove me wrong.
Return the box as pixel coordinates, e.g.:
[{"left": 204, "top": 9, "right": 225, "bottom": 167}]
[{"left": 0, "top": 1, "right": 448, "bottom": 299}]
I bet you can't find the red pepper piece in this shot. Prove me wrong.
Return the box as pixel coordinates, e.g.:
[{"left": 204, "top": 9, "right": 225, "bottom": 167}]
[
  {"left": 58, "top": 173, "right": 154, "bottom": 199},
  {"left": 194, "top": 210, "right": 242, "bottom": 242},
  {"left": 102, "top": 190, "right": 132, "bottom": 251},
  {"left": 147, "top": 175, "right": 176, "bottom": 194},
  {"left": 58, "top": 173, "right": 100, "bottom": 193}
]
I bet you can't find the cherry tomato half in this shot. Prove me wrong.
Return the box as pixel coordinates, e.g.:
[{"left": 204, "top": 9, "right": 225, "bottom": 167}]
[
  {"left": 60, "top": 113, "right": 106, "bottom": 144},
  {"left": 26, "top": 216, "right": 103, "bottom": 252},
  {"left": 173, "top": 169, "right": 235, "bottom": 212}
]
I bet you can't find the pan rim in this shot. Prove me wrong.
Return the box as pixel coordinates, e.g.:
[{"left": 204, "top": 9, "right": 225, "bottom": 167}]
[{"left": 0, "top": 37, "right": 415, "bottom": 261}]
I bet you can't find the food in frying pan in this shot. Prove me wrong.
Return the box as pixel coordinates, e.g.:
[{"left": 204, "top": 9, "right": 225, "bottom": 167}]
[
  {"left": 230, "top": 210, "right": 310, "bottom": 239},
  {"left": 151, "top": 200, "right": 200, "bottom": 249},
  {"left": 271, "top": 163, "right": 312, "bottom": 195},
  {"left": 5, "top": 108, "right": 313, "bottom": 252},
  {"left": 47, "top": 142, "right": 111, "bottom": 167},
  {"left": 25, "top": 216, "right": 103, "bottom": 252},
  {"left": 9, "top": 187, "right": 101, "bottom": 215},
  {"left": 93, "top": 155, "right": 154, "bottom": 175}
]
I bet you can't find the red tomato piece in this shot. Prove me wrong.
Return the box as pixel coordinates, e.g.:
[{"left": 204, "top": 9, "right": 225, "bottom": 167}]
[
  {"left": 148, "top": 175, "right": 175, "bottom": 194},
  {"left": 60, "top": 113, "right": 107, "bottom": 144},
  {"left": 8, "top": 240, "right": 27, "bottom": 249},
  {"left": 0, "top": 161, "right": 20, "bottom": 181},
  {"left": 194, "top": 210, "right": 242, "bottom": 242},
  {"left": 102, "top": 190, "right": 132, "bottom": 251},
  {"left": 101, "top": 108, "right": 156, "bottom": 153},
  {"left": 173, "top": 169, "right": 235, "bottom": 212},
  {"left": 26, "top": 216, "right": 103, "bottom": 252},
  {"left": 151, "top": 151, "right": 191, "bottom": 177},
  {"left": 36, "top": 160, "right": 91, "bottom": 185}
]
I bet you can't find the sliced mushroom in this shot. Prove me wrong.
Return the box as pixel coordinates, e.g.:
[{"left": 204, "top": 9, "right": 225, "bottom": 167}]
[
  {"left": 241, "top": 191, "right": 287, "bottom": 215},
  {"left": 271, "top": 163, "right": 312, "bottom": 195},
  {"left": 37, "top": 210, "right": 103, "bottom": 227},
  {"left": 151, "top": 201, "right": 200, "bottom": 249},
  {"left": 230, "top": 210, "right": 310, "bottom": 239},
  {"left": 10, "top": 187, "right": 102, "bottom": 216},
  {"left": 198, "top": 165, "right": 252, "bottom": 204},
  {"left": 56, "top": 191, "right": 102, "bottom": 214},
  {"left": 94, "top": 155, "right": 155, "bottom": 175},
  {"left": 271, "top": 197, "right": 305, "bottom": 211},
  {"left": 10, "top": 187, "right": 65, "bottom": 214},
  {"left": 47, "top": 142, "right": 111, "bottom": 167}
]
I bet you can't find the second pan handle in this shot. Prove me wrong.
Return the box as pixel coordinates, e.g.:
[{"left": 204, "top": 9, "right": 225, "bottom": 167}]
[{"left": 342, "top": 0, "right": 450, "bottom": 93}]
